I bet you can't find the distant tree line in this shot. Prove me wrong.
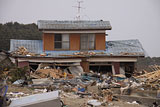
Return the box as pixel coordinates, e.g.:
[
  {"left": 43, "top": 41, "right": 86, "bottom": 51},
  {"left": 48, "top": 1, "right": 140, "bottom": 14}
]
[
  {"left": 0, "top": 22, "right": 42, "bottom": 51},
  {"left": 136, "top": 57, "right": 160, "bottom": 72}
]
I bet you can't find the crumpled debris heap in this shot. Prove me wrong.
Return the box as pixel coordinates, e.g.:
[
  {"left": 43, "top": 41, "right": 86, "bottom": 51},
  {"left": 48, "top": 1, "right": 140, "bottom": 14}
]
[{"left": 11, "top": 46, "right": 35, "bottom": 56}]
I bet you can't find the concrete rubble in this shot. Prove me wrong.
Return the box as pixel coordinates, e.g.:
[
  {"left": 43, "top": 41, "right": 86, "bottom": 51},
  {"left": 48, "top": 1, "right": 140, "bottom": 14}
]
[
  {"left": 1, "top": 58, "right": 160, "bottom": 106},
  {"left": 9, "top": 91, "right": 61, "bottom": 107}
]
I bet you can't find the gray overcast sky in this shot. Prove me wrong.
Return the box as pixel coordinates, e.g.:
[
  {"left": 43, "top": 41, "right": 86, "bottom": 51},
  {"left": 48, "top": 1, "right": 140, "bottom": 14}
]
[{"left": 0, "top": 0, "right": 160, "bottom": 57}]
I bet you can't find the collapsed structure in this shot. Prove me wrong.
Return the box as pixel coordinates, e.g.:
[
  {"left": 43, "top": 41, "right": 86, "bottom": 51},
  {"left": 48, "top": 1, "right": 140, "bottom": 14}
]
[
  {"left": 3, "top": 20, "right": 160, "bottom": 107},
  {"left": 10, "top": 20, "right": 145, "bottom": 76}
]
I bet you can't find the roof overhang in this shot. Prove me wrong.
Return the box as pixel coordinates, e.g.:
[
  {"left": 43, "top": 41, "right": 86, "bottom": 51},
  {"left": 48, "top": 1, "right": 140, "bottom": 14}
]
[
  {"left": 37, "top": 20, "right": 112, "bottom": 31},
  {"left": 12, "top": 55, "right": 143, "bottom": 63},
  {"left": 42, "top": 30, "right": 106, "bottom": 34}
]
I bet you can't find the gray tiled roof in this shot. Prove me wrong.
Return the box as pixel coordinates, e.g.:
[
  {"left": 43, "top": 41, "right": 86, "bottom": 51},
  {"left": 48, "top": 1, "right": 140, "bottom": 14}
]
[
  {"left": 106, "top": 39, "right": 146, "bottom": 56},
  {"left": 10, "top": 39, "right": 145, "bottom": 57},
  {"left": 37, "top": 20, "right": 112, "bottom": 30}
]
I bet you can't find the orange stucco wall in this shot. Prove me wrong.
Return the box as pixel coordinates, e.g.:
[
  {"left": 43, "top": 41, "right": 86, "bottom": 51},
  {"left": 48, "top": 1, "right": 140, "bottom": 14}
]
[
  {"left": 43, "top": 33, "right": 54, "bottom": 51},
  {"left": 70, "top": 34, "right": 80, "bottom": 50},
  {"left": 95, "top": 33, "right": 106, "bottom": 50},
  {"left": 43, "top": 33, "right": 106, "bottom": 51}
]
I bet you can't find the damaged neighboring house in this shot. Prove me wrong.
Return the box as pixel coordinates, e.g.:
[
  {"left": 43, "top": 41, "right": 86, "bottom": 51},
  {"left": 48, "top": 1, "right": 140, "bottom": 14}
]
[
  {"left": 10, "top": 20, "right": 145, "bottom": 76},
  {"left": 0, "top": 50, "right": 13, "bottom": 71}
]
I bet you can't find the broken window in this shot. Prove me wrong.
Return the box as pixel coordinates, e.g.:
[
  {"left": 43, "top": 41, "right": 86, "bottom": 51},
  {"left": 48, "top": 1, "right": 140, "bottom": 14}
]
[
  {"left": 80, "top": 34, "right": 95, "bottom": 50},
  {"left": 54, "top": 34, "right": 69, "bottom": 50}
]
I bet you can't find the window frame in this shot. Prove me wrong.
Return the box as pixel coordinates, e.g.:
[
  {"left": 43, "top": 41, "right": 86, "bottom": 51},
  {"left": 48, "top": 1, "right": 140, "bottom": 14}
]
[
  {"left": 54, "top": 34, "right": 70, "bottom": 50},
  {"left": 80, "top": 34, "right": 95, "bottom": 50}
]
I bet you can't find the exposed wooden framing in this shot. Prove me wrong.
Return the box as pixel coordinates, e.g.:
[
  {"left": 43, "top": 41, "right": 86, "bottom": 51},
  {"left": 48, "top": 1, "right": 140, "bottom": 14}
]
[
  {"left": 87, "top": 57, "right": 137, "bottom": 62},
  {"left": 30, "top": 63, "right": 79, "bottom": 67},
  {"left": 15, "top": 58, "right": 18, "bottom": 66},
  {"left": 112, "top": 65, "right": 116, "bottom": 75},
  {"left": 89, "top": 64, "right": 112, "bottom": 66},
  {"left": 17, "top": 58, "right": 82, "bottom": 63},
  {"left": 113, "top": 62, "right": 120, "bottom": 74},
  {"left": 29, "top": 62, "right": 80, "bottom": 66},
  {"left": 81, "top": 61, "right": 89, "bottom": 72}
]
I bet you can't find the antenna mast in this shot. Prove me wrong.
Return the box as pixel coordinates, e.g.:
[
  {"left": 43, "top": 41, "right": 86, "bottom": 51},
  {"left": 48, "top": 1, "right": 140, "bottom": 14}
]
[{"left": 73, "top": 0, "right": 84, "bottom": 20}]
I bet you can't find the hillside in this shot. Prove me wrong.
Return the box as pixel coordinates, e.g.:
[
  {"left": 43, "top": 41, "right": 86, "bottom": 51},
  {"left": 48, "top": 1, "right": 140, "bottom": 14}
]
[{"left": 0, "top": 22, "right": 42, "bottom": 51}]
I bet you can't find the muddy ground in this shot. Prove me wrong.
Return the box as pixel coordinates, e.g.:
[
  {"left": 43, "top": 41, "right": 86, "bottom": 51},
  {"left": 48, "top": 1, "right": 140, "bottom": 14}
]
[{"left": 7, "top": 85, "right": 146, "bottom": 107}]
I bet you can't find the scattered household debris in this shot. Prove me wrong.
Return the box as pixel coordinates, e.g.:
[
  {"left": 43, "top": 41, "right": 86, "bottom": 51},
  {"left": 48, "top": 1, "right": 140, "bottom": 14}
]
[
  {"left": 11, "top": 46, "right": 35, "bottom": 56},
  {"left": 12, "top": 79, "right": 25, "bottom": 86},
  {"left": 32, "top": 78, "right": 53, "bottom": 86},
  {"left": 74, "top": 51, "right": 96, "bottom": 56},
  {"left": 120, "top": 52, "right": 144, "bottom": 56},
  {"left": 73, "top": 51, "right": 106, "bottom": 56},
  {"left": 134, "top": 65, "right": 160, "bottom": 90},
  {"left": 7, "top": 92, "right": 29, "bottom": 98},
  {"left": 9, "top": 91, "right": 61, "bottom": 107},
  {"left": 68, "top": 66, "right": 83, "bottom": 77},
  {"left": 0, "top": 50, "right": 13, "bottom": 76},
  {"left": 35, "top": 69, "right": 64, "bottom": 79},
  {"left": 87, "top": 99, "right": 102, "bottom": 106},
  {"left": 2, "top": 63, "right": 160, "bottom": 106}
]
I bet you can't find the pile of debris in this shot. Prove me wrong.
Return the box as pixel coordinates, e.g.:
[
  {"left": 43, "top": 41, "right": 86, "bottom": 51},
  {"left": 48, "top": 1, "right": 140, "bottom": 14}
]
[
  {"left": 3, "top": 64, "right": 160, "bottom": 106},
  {"left": 120, "top": 52, "right": 144, "bottom": 56},
  {"left": 11, "top": 46, "right": 35, "bottom": 56},
  {"left": 33, "top": 69, "right": 74, "bottom": 79},
  {"left": 135, "top": 69, "right": 160, "bottom": 90},
  {"left": 30, "top": 64, "right": 84, "bottom": 79},
  {"left": 73, "top": 51, "right": 105, "bottom": 56},
  {"left": 74, "top": 51, "right": 96, "bottom": 56}
]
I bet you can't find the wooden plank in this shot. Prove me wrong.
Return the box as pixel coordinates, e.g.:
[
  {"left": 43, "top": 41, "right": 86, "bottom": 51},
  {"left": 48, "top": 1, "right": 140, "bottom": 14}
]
[
  {"left": 80, "top": 61, "right": 89, "bottom": 72},
  {"left": 95, "top": 33, "right": 106, "bottom": 50},
  {"left": 70, "top": 34, "right": 80, "bottom": 50},
  {"left": 43, "top": 33, "right": 54, "bottom": 51},
  {"left": 112, "top": 62, "right": 120, "bottom": 74}
]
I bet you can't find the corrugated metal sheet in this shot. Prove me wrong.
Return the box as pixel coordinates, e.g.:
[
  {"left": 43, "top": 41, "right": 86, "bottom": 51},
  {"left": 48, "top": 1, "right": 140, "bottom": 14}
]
[
  {"left": 10, "top": 39, "right": 43, "bottom": 54},
  {"left": 10, "top": 39, "right": 145, "bottom": 57},
  {"left": 37, "top": 20, "right": 112, "bottom": 30},
  {"left": 106, "top": 39, "right": 146, "bottom": 56}
]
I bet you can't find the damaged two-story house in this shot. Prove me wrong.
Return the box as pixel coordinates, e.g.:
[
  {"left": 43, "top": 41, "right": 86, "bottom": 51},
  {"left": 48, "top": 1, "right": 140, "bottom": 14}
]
[{"left": 10, "top": 20, "right": 145, "bottom": 76}]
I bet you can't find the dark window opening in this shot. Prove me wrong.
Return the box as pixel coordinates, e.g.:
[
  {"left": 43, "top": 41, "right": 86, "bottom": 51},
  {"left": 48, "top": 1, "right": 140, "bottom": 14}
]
[
  {"left": 120, "top": 62, "right": 134, "bottom": 78},
  {"left": 90, "top": 65, "right": 112, "bottom": 74},
  {"left": 54, "top": 34, "right": 69, "bottom": 50},
  {"left": 55, "top": 34, "right": 62, "bottom": 41},
  {"left": 54, "top": 34, "right": 62, "bottom": 49},
  {"left": 55, "top": 42, "right": 62, "bottom": 49},
  {"left": 29, "top": 63, "right": 39, "bottom": 73}
]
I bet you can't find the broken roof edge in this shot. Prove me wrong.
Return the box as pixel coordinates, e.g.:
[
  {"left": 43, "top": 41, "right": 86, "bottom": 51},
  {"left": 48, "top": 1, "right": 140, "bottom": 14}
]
[
  {"left": 10, "top": 39, "right": 145, "bottom": 58},
  {"left": 37, "top": 20, "right": 112, "bottom": 30},
  {"left": 11, "top": 54, "right": 145, "bottom": 59},
  {"left": 106, "top": 39, "right": 146, "bottom": 57}
]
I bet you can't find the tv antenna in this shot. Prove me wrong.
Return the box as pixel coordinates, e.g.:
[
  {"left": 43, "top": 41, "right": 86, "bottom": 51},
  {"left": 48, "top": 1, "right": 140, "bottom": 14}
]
[{"left": 73, "top": 0, "right": 84, "bottom": 20}]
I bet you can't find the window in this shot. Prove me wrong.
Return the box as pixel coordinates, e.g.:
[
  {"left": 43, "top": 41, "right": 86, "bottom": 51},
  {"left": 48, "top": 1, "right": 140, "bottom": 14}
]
[
  {"left": 54, "top": 34, "right": 69, "bottom": 50},
  {"left": 80, "top": 34, "right": 95, "bottom": 50}
]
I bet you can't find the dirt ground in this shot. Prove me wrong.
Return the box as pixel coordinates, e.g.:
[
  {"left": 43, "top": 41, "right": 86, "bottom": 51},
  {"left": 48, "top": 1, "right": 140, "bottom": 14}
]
[
  {"left": 61, "top": 97, "right": 145, "bottom": 107},
  {"left": 7, "top": 85, "right": 34, "bottom": 94},
  {"left": 7, "top": 85, "right": 146, "bottom": 107}
]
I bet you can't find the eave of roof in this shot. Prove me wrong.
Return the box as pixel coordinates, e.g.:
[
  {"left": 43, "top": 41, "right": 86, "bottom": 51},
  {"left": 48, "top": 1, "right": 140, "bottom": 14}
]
[
  {"left": 10, "top": 39, "right": 146, "bottom": 58},
  {"left": 37, "top": 20, "right": 112, "bottom": 30}
]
